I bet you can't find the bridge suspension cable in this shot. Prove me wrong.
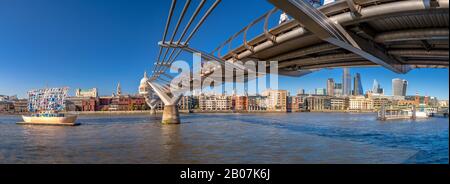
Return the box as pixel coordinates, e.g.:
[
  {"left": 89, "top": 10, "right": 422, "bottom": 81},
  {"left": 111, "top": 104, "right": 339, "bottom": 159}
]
[
  {"left": 158, "top": 0, "right": 221, "bottom": 80},
  {"left": 150, "top": 0, "right": 222, "bottom": 83},
  {"left": 154, "top": 0, "right": 177, "bottom": 72}
]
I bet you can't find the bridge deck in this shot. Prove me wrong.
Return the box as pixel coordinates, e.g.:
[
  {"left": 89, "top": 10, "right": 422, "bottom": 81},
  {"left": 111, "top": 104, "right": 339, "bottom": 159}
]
[{"left": 216, "top": 0, "right": 449, "bottom": 71}]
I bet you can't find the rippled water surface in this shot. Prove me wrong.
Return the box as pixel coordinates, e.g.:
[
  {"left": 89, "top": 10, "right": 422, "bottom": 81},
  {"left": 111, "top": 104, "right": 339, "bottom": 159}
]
[{"left": 0, "top": 113, "right": 448, "bottom": 164}]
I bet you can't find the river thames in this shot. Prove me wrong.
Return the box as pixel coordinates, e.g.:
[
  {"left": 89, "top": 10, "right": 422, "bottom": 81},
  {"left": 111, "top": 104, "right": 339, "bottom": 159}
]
[{"left": 0, "top": 113, "right": 448, "bottom": 164}]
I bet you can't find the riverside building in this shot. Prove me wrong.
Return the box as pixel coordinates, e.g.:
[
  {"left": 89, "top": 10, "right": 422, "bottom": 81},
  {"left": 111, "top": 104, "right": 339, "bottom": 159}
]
[
  {"left": 326, "top": 79, "right": 335, "bottom": 97},
  {"left": 262, "top": 89, "right": 288, "bottom": 112},
  {"left": 304, "top": 95, "right": 330, "bottom": 111},
  {"left": 247, "top": 96, "right": 267, "bottom": 111},
  {"left": 330, "top": 97, "right": 348, "bottom": 110},
  {"left": 12, "top": 99, "right": 28, "bottom": 113},
  {"left": 199, "top": 94, "right": 232, "bottom": 111},
  {"left": 349, "top": 96, "right": 373, "bottom": 111}
]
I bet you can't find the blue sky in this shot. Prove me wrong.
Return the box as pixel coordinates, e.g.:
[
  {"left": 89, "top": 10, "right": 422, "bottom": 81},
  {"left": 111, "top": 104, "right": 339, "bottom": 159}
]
[{"left": 0, "top": 0, "right": 448, "bottom": 99}]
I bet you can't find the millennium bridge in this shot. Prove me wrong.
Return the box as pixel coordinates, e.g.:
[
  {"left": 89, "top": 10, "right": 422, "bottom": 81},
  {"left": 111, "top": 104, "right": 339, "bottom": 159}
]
[{"left": 143, "top": 0, "right": 449, "bottom": 124}]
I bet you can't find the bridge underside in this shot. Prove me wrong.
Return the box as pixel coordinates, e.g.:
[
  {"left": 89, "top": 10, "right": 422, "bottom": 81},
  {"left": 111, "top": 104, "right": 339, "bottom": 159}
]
[
  {"left": 218, "top": 0, "right": 449, "bottom": 72},
  {"left": 146, "top": 0, "right": 449, "bottom": 124}
]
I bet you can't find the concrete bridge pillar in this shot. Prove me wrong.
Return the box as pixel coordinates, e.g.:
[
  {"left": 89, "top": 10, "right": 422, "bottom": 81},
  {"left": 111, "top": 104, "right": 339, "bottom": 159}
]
[{"left": 162, "top": 104, "right": 180, "bottom": 124}]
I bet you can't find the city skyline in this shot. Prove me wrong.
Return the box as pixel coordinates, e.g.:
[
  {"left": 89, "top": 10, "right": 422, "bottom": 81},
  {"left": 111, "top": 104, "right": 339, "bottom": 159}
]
[
  {"left": 0, "top": 0, "right": 448, "bottom": 99},
  {"left": 0, "top": 68, "right": 448, "bottom": 99},
  {"left": 0, "top": 69, "right": 444, "bottom": 100}
]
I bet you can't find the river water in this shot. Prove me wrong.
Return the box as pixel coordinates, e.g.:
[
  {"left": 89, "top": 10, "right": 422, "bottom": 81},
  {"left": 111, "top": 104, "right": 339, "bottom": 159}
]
[{"left": 0, "top": 113, "right": 448, "bottom": 164}]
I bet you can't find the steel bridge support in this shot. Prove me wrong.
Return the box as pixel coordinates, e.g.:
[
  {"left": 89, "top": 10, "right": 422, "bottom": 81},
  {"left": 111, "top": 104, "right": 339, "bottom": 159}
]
[
  {"left": 267, "top": 0, "right": 410, "bottom": 74},
  {"left": 148, "top": 81, "right": 182, "bottom": 124},
  {"left": 144, "top": 97, "right": 158, "bottom": 115}
]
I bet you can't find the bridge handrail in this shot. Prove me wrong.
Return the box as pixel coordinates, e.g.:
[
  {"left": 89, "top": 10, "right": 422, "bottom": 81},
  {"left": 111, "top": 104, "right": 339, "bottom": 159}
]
[
  {"left": 211, "top": 8, "right": 281, "bottom": 58},
  {"left": 212, "top": 0, "right": 418, "bottom": 61}
]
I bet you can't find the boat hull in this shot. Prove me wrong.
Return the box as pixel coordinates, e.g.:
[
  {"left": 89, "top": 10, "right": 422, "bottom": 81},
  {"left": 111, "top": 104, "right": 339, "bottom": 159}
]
[{"left": 20, "top": 115, "right": 78, "bottom": 125}]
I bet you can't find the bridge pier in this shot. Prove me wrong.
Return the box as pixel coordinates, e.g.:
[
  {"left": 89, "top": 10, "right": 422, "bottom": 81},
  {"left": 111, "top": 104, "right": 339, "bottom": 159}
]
[{"left": 162, "top": 104, "right": 180, "bottom": 124}]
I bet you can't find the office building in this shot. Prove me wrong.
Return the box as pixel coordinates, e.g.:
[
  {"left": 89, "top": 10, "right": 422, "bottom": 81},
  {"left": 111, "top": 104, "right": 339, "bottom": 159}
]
[
  {"left": 297, "top": 89, "right": 306, "bottom": 96},
  {"left": 326, "top": 78, "right": 335, "bottom": 97},
  {"left": 392, "top": 78, "right": 408, "bottom": 96},
  {"left": 315, "top": 88, "right": 327, "bottom": 96},
  {"left": 304, "top": 96, "right": 330, "bottom": 111},
  {"left": 330, "top": 97, "right": 348, "bottom": 110},
  {"left": 334, "top": 83, "right": 343, "bottom": 96},
  {"left": 349, "top": 96, "right": 373, "bottom": 110},
  {"left": 262, "top": 89, "right": 288, "bottom": 112},
  {"left": 234, "top": 96, "right": 248, "bottom": 111},
  {"left": 75, "top": 88, "right": 98, "bottom": 98},
  {"left": 343, "top": 68, "right": 352, "bottom": 96},
  {"left": 247, "top": 96, "right": 267, "bottom": 111},
  {"left": 199, "top": 95, "right": 232, "bottom": 111},
  {"left": 372, "top": 80, "right": 384, "bottom": 94}
]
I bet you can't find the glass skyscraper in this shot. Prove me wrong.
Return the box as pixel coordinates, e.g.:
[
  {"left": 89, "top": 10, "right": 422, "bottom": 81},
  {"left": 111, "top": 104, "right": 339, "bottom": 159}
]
[
  {"left": 372, "top": 80, "right": 384, "bottom": 94},
  {"left": 334, "top": 83, "right": 343, "bottom": 96},
  {"left": 353, "top": 73, "right": 363, "bottom": 96},
  {"left": 315, "top": 88, "right": 327, "bottom": 96},
  {"left": 342, "top": 68, "right": 352, "bottom": 96}
]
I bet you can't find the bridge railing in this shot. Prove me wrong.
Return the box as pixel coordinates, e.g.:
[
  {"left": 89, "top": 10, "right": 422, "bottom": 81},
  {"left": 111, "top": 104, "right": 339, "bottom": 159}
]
[
  {"left": 211, "top": 1, "right": 337, "bottom": 61},
  {"left": 211, "top": 8, "right": 284, "bottom": 60}
]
